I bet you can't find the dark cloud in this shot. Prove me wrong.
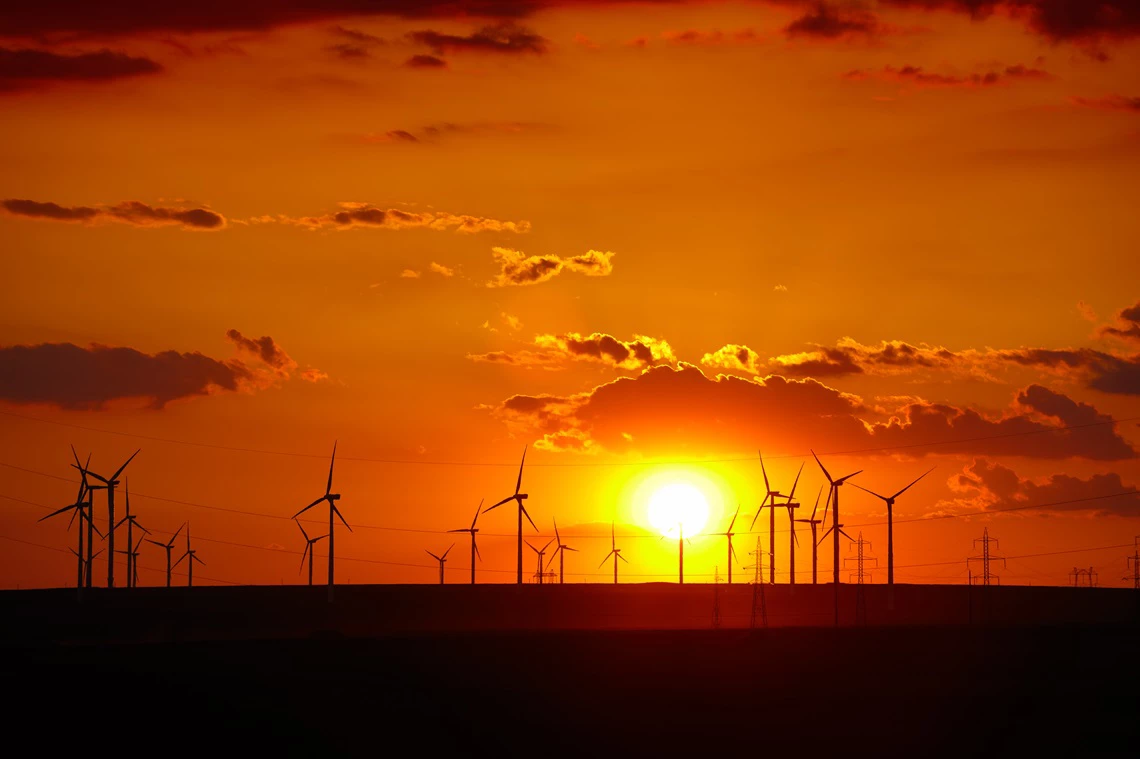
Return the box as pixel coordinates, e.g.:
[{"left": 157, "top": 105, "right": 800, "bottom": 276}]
[
  {"left": 0, "top": 47, "right": 160, "bottom": 92},
  {"left": 661, "top": 28, "right": 763, "bottom": 45},
  {"left": 408, "top": 23, "right": 548, "bottom": 54},
  {"left": 785, "top": 3, "right": 878, "bottom": 38},
  {"left": 1099, "top": 300, "right": 1140, "bottom": 341},
  {"left": 331, "top": 25, "right": 385, "bottom": 45},
  {"left": 1071, "top": 94, "right": 1140, "bottom": 112},
  {"left": 326, "top": 43, "right": 370, "bottom": 58},
  {"left": 881, "top": 1, "right": 1140, "bottom": 43},
  {"left": 225, "top": 329, "right": 297, "bottom": 375},
  {"left": 2, "top": 198, "right": 225, "bottom": 230},
  {"left": 326, "top": 25, "right": 385, "bottom": 58},
  {"left": 488, "top": 247, "right": 615, "bottom": 287},
  {"left": 949, "top": 458, "right": 1140, "bottom": 517},
  {"left": 995, "top": 347, "right": 1140, "bottom": 396},
  {"left": 488, "top": 364, "right": 1136, "bottom": 459},
  {"left": 405, "top": 54, "right": 448, "bottom": 68},
  {"left": 847, "top": 63, "right": 1052, "bottom": 88},
  {"left": 472, "top": 333, "right": 675, "bottom": 369}
]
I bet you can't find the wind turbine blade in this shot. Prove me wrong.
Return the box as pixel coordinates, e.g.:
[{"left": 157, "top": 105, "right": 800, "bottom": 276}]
[
  {"left": 169, "top": 523, "right": 185, "bottom": 548},
  {"left": 849, "top": 482, "right": 887, "bottom": 501},
  {"left": 300, "top": 544, "right": 310, "bottom": 572},
  {"left": 193, "top": 555, "right": 205, "bottom": 566},
  {"left": 811, "top": 486, "right": 822, "bottom": 521},
  {"left": 485, "top": 496, "right": 514, "bottom": 511},
  {"left": 554, "top": 517, "right": 561, "bottom": 547},
  {"left": 333, "top": 505, "right": 352, "bottom": 532},
  {"left": 520, "top": 503, "right": 537, "bottom": 532},
  {"left": 326, "top": 441, "right": 337, "bottom": 496},
  {"left": 447, "top": 528, "right": 469, "bottom": 534},
  {"left": 111, "top": 449, "right": 140, "bottom": 481},
  {"left": 611, "top": 521, "right": 616, "bottom": 551},
  {"left": 515, "top": 445, "right": 527, "bottom": 495},
  {"left": 598, "top": 553, "right": 613, "bottom": 569},
  {"left": 313, "top": 535, "right": 327, "bottom": 543},
  {"left": 296, "top": 519, "right": 310, "bottom": 542},
  {"left": 146, "top": 539, "right": 166, "bottom": 549},
  {"left": 75, "top": 465, "right": 109, "bottom": 485},
  {"left": 749, "top": 509, "right": 762, "bottom": 532},
  {"left": 293, "top": 497, "right": 326, "bottom": 519},
  {"left": 565, "top": 547, "right": 578, "bottom": 552},
  {"left": 471, "top": 498, "right": 483, "bottom": 530},
  {"left": 542, "top": 538, "right": 554, "bottom": 552},
  {"left": 787, "top": 462, "right": 804, "bottom": 502},
  {"left": 820, "top": 487, "right": 832, "bottom": 529},
  {"left": 618, "top": 553, "right": 629, "bottom": 564},
  {"left": 114, "top": 516, "right": 128, "bottom": 530},
  {"left": 426, "top": 550, "right": 441, "bottom": 561},
  {"left": 758, "top": 450, "right": 771, "bottom": 494},
  {"left": 839, "top": 528, "right": 854, "bottom": 542},
  {"left": 891, "top": 467, "right": 935, "bottom": 500},
  {"left": 793, "top": 528, "right": 799, "bottom": 547},
  {"left": 836, "top": 470, "right": 864, "bottom": 485},
  {"left": 173, "top": 553, "right": 188, "bottom": 569},
  {"left": 818, "top": 525, "right": 834, "bottom": 547},
  {"left": 525, "top": 540, "right": 538, "bottom": 554},
  {"left": 442, "top": 543, "right": 454, "bottom": 560},
  {"left": 546, "top": 550, "right": 559, "bottom": 570},
  {"left": 730, "top": 541, "right": 738, "bottom": 562},
  {"left": 727, "top": 505, "right": 739, "bottom": 533},
  {"left": 473, "top": 539, "right": 482, "bottom": 563},
  {"left": 811, "top": 450, "right": 833, "bottom": 484},
  {"left": 38, "top": 503, "right": 75, "bottom": 522}
]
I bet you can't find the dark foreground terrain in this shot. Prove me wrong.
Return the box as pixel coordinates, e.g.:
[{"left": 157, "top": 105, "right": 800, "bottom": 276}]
[
  {"left": 6, "top": 626, "right": 1138, "bottom": 757},
  {"left": 4, "top": 584, "right": 1139, "bottom": 756}
]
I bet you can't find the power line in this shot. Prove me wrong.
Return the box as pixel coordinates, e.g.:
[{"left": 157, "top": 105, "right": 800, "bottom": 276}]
[{"left": 3, "top": 407, "right": 1136, "bottom": 468}]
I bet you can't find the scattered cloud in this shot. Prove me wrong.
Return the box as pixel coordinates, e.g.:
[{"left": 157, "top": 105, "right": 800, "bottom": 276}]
[
  {"left": 357, "top": 121, "right": 550, "bottom": 144},
  {"left": 429, "top": 261, "right": 455, "bottom": 277},
  {"left": 944, "top": 458, "right": 1140, "bottom": 517},
  {"left": 487, "top": 364, "right": 1136, "bottom": 459},
  {"left": 502, "top": 313, "right": 523, "bottom": 331},
  {"left": 2, "top": 198, "right": 225, "bottom": 230},
  {"left": 701, "top": 344, "right": 762, "bottom": 375},
  {"left": 0, "top": 47, "right": 161, "bottom": 93},
  {"left": 784, "top": 3, "right": 879, "bottom": 40},
  {"left": 846, "top": 63, "right": 1052, "bottom": 89},
  {"left": 774, "top": 284, "right": 788, "bottom": 292},
  {"left": 405, "top": 54, "right": 448, "bottom": 69},
  {"left": 661, "top": 28, "right": 763, "bottom": 45},
  {"left": 400, "top": 269, "right": 421, "bottom": 278},
  {"left": 466, "top": 350, "right": 566, "bottom": 370},
  {"left": 1098, "top": 300, "right": 1140, "bottom": 342},
  {"left": 0, "top": 330, "right": 317, "bottom": 410},
  {"left": 471, "top": 333, "right": 674, "bottom": 371},
  {"left": 408, "top": 23, "right": 548, "bottom": 55},
  {"left": 272, "top": 203, "right": 530, "bottom": 233},
  {"left": 1069, "top": 94, "right": 1140, "bottom": 112},
  {"left": 487, "top": 247, "right": 614, "bottom": 287}
]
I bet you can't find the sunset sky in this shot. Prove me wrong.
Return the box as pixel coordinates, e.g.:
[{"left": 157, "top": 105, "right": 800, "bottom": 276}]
[{"left": 2, "top": 0, "right": 1139, "bottom": 589}]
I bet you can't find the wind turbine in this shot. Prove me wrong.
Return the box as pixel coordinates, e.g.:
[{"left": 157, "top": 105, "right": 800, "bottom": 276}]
[
  {"left": 117, "top": 534, "right": 145, "bottom": 588},
  {"left": 426, "top": 544, "right": 454, "bottom": 585},
  {"left": 599, "top": 522, "right": 628, "bottom": 585},
  {"left": 73, "top": 446, "right": 102, "bottom": 589},
  {"left": 112, "top": 480, "right": 148, "bottom": 588},
  {"left": 713, "top": 506, "right": 740, "bottom": 584},
  {"left": 74, "top": 449, "right": 139, "bottom": 588},
  {"left": 851, "top": 468, "right": 934, "bottom": 588},
  {"left": 172, "top": 523, "right": 205, "bottom": 587},
  {"left": 146, "top": 523, "right": 185, "bottom": 588},
  {"left": 293, "top": 442, "right": 350, "bottom": 601},
  {"left": 547, "top": 518, "right": 578, "bottom": 584},
  {"left": 812, "top": 451, "right": 862, "bottom": 626},
  {"left": 485, "top": 446, "right": 536, "bottom": 585},
  {"left": 447, "top": 499, "right": 483, "bottom": 585},
  {"left": 751, "top": 452, "right": 788, "bottom": 584},
  {"left": 784, "top": 463, "right": 803, "bottom": 586},
  {"left": 38, "top": 454, "right": 101, "bottom": 594},
  {"left": 662, "top": 522, "right": 691, "bottom": 584},
  {"left": 794, "top": 487, "right": 825, "bottom": 584},
  {"left": 526, "top": 538, "right": 553, "bottom": 584},
  {"left": 295, "top": 519, "right": 328, "bottom": 587}
]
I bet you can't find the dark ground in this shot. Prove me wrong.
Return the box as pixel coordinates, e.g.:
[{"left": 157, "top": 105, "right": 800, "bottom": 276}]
[{"left": 4, "top": 585, "right": 1138, "bottom": 756}]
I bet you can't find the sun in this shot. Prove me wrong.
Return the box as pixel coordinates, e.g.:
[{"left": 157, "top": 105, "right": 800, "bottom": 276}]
[{"left": 648, "top": 483, "right": 710, "bottom": 538}]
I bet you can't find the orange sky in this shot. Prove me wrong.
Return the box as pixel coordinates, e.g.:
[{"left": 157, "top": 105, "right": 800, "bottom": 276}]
[{"left": 2, "top": 0, "right": 1139, "bottom": 589}]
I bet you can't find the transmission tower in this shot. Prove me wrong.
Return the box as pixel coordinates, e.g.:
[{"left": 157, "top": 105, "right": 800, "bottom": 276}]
[
  {"left": 843, "top": 533, "right": 877, "bottom": 625},
  {"left": 967, "top": 527, "right": 1005, "bottom": 586},
  {"left": 748, "top": 537, "right": 768, "bottom": 629},
  {"left": 712, "top": 566, "right": 721, "bottom": 629},
  {"left": 1125, "top": 537, "right": 1140, "bottom": 590}
]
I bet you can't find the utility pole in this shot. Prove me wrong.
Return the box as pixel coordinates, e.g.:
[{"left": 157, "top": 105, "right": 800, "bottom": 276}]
[
  {"left": 844, "top": 532, "right": 876, "bottom": 626},
  {"left": 748, "top": 537, "right": 767, "bottom": 629},
  {"left": 1124, "top": 537, "right": 1140, "bottom": 589},
  {"left": 967, "top": 527, "right": 1005, "bottom": 586},
  {"left": 712, "top": 567, "right": 721, "bottom": 629}
]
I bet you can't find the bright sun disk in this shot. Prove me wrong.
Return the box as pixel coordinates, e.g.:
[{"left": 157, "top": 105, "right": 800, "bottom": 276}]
[{"left": 648, "top": 483, "right": 710, "bottom": 537}]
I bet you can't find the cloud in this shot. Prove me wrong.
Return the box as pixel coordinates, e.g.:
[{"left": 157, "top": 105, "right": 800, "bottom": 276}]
[
  {"left": 2, "top": 198, "right": 225, "bottom": 230},
  {"left": 225, "top": 329, "right": 297, "bottom": 376},
  {"left": 0, "top": 330, "right": 317, "bottom": 410},
  {"left": 400, "top": 269, "right": 421, "bottom": 278},
  {"left": 408, "top": 23, "right": 548, "bottom": 55},
  {"left": 405, "top": 54, "right": 448, "bottom": 68},
  {"left": 331, "top": 26, "right": 385, "bottom": 46},
  {"left": 1098, "top": 300, "right": 1140, "bottom": 342},
  {"left": 847, "top": 63, "right": 1052, "bottom": 88},
  {"left": 471, "top": 333, "right": 675, "bottom": 370},
  {"left": 661, "top": 28, "right": 763, "bottom": 45},
  {"left": 487, "top": 247, "right": 614, "bottom": 287},
  {"left": 0, "top": 47, "right": 161, "bottom": 93},
  {"left": 429, "top": 261, "right": 455, "bottom": 277},
  {"left": 880, "top": 1, "right": 1140, "bottom": 43},
  {"left": 994, "top": 347, "right": 1140, "bottom": 396},
  {"left": 1070, "top": 94, "right": 1140, "bottom": 112},
  {"left": 359, "top": 121, "right": 549, "bottom": 143},
  {"left": 466, "top": 350, "right": 566, "bottom": 370},
  {"left": 486, "top": 364, "right": 1135, "bottom": 459},
  {"left": 946, "top": 458, "right": 1140, "bottom": 517},
  {"left": 701, "top": 344, "right": 762, "bottom": 375},
  {"left": 784, "top": 3, "right": 879, "bottom": 39},
  {"left": 502, "top": 312, "right": 523, "bottom": 331},
  {"left": 774, "top": 284, "right": 788, "bottom": 292},
  {"left": 1078, "top": 301, "right": 1098, "bottom": 323},
  {"left": 277, "top": 203, "right": 529, "bottom": 233}
]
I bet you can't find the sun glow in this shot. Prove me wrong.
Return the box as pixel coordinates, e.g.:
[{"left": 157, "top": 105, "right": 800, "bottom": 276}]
[{"left": 648, "top": 483, "right": 710, "bottom": 538}]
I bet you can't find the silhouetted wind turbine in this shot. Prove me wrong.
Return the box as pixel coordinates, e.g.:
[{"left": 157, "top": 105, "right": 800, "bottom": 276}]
[
  {"left": 485, "top": 446, "right": 536, "bottom": 585},
  {"left": 714, "top": 506, "right": 740, "bottom": 584},
  {"left": 813, "top": 451, "right": 861, "bottom": 625},
  {"left": 295, "top": 519, "right": 328, "bottom": 586},
  {"left": 146, "top": 523, "right": 185, "bottom": 588},
  {"left": 39, "top": 455, "right": 100, "bottom": 594},
  {"left": 172, "top": 523, "right": 205, "bottom": 587},
  {"left": 794, "top": 487, "right": 825, "bottom": 584},
  {"left": 750, "top": 452, "right": 785, "bottom": 584},
  {"left": 527, "top": 538, "right": 554, "bottom": 584},
  {"left": 74, "top": 449, "right": 139, "bottom": 588},
  {"left": 547, "top": 518, "right": 578, "bottom": 584},
  {"left": 112, "top": 480, "right": 149, "bottom": 588},
  {"left": 117, "top": 533, "right": 145, "bottom": 588},
  {"left": 784, "top": 463, "right": 803, "bottom": 586},
  {"left": 293, "top": 442, "right": 351, "bottom": 601},
  {"left": 448, "top": 499, "right": 483, "bottom": 585},
  {"left": 662, "top": 522, "right": 692, "bottom": 584},
  {"left": 599, "top": 522, "right": 627, "bottom": 584},
  {"left": 851, "top": 468, "right": 934, "bottom": 588},
  {"left": 426, "top": 544, "right": 453, "bottom": 585}
]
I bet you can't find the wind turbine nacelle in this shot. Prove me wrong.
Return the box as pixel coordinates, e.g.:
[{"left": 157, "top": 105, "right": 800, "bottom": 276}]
[
  {"left": 517, "top": 493, "right": 528, "bottom": 501},
  {"left": 328, "top": 493, "right": 341, "bottom": 501}
]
